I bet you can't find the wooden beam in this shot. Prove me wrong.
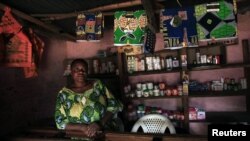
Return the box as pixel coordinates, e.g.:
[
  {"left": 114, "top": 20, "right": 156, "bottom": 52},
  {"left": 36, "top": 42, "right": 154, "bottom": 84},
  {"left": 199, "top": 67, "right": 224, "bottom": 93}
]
[
  {"left": 10, "top": 137, "right": 72, "bottom": 141},
  {"left": 39, "top": 12, "right": 115, "bottom": 21},
  {"left": 141, "top": 0, "right": 157, "bottom": 33},
  {"left": 31, "top": 0, "right": 142, "bottom": 20},
  {"left": 0, "top": 2, "right": 76, "bottom": 41}
]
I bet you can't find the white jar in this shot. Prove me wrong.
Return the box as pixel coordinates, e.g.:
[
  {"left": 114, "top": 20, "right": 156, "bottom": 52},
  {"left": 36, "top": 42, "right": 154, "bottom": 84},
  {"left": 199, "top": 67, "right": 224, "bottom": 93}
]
[
  {"left": 142, "top": 83, "right": 147, "bottom": 90},
  {"left": 136, "top": 90, "right": 142, "bottom": 97},
  {"left": 147, "top": 83, "right": 153, "bottom": 90},
  {"left": 153, "top": 89, "right": 160, "bottom": 96},
  {"left": 143, "top": 91, "right": 149, "bottom": 97},
  {"left": 136, "top": 83, "right": 142, "bottom": 90}
]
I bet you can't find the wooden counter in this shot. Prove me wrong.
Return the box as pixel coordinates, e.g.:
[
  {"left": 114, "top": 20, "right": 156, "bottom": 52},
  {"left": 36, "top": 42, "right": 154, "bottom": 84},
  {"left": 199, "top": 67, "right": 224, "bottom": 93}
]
[
  {"left": 105, "top": 132, "right": 207, "bottom": 141},
  {"left": 9, "top": 127, "right": 207, "bottom": 141}
]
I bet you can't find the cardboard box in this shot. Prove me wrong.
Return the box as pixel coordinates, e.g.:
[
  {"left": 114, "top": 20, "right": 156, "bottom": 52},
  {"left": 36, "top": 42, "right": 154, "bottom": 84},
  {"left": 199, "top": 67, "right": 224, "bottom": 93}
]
[{"left": 117, "top": 45, "right": 142, "bottom": 55}]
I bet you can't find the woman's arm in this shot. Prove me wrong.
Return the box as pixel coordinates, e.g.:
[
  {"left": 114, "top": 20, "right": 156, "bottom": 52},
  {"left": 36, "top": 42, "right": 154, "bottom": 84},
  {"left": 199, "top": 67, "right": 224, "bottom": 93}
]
[
  {"left": 65, "top": 123, "right": 88, "bottom": 132},
  {"left": 66, "top": 123, "right": 93, "bottom": 138},
  {"left": 87, "top": 111, "right": 113, "bottom": 138},
  {"left": 99, "top": 111, "right": 113, "bottom": 127}
]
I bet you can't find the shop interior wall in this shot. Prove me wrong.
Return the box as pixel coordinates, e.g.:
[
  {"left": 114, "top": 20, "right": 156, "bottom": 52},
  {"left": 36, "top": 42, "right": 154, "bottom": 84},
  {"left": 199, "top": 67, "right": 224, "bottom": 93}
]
[
  {"left": 0, "top": 37, "right": 67, "bottom": 136},
  {"left": 0, "top": 13, "right": 250, "bottom": 137}
]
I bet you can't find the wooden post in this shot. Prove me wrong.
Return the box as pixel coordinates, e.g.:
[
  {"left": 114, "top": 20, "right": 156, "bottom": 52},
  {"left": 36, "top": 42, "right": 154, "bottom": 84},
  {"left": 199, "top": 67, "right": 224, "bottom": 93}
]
[
  {"left": 242, "top": 39, "right": 250, "bottom": 63},
  {"left": 141, "top": 0, "right": 157, "bottom": 33}
]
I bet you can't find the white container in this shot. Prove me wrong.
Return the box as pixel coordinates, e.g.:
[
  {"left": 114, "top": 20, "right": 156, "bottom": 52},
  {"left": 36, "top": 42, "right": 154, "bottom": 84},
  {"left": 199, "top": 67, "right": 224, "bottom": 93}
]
[
  {"left": 153, "top": 89, "right": 160, "bottom": 96},
  {"left": 142, "top": 83, "right": 147, "bottom": 90},
  {"left": 136, "top": 90, "right": 142, "bottom": 97},
  {"left": 136, "top": 83, "right": 142, "bottom": 90},
  {"left": 240, "top": 78, "right": 247, "bottom": 89},
  {"left": 147, "top": 82, "right": 153, "bottom": 90}
]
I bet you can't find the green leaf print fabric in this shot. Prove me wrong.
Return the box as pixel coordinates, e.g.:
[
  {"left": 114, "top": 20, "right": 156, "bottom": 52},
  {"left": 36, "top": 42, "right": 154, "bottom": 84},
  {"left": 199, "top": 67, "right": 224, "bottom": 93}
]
[
  {"left": 114, "top": 10, "right": 147, "bottom": 46},
  {"left": 55, "top": 80, "right": 123, "bottom": 130}
]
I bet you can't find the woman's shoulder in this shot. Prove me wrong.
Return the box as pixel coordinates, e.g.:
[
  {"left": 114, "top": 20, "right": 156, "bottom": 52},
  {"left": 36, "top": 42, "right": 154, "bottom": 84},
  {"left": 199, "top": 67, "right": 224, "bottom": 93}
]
[
  {"left": 92, "top": 79, "right": 105, "bottom": 87},
  {"left": 86, "top": 79, "right": 101, "bottom": 85},
  {"left": 58, "top": 87, "right": 75, "bottom": 95}
]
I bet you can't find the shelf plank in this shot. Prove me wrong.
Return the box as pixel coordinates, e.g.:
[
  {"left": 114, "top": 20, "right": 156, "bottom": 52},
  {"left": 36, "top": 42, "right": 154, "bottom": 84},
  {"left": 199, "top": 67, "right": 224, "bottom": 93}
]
[
  {"left": 127, "top": 68, "right": 181, "bottom": 76},
  {"left": 189, "top": 112, "right": 250, "bottom": 123},
  {"left": 128, "top": 89, "right": 249, "bottom": 100},
  {"left": 189, "top": 63, "right": 250, "bottom": 71},
  {"left": 128, "top": 95, "right": 183, "bottom": 101},
  {"left": 189, "top": 89, "right": 249, "bottom": 97},
  {"left": 126, "top": 63, "right": 250, "bottom": 76}
]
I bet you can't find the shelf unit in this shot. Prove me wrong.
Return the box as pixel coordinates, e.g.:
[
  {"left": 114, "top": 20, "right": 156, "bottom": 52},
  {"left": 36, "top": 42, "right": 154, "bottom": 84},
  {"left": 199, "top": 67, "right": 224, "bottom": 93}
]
[{"left": 117, "top": 39, "right": 250, "bottom": 135}]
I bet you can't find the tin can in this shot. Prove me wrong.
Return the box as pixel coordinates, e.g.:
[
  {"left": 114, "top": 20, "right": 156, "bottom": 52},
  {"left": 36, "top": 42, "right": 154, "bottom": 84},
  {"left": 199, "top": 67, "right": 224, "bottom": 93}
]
[
  {"left": 213, "top": 55, "right": 220, "bottom": 64},
  {"left": 177, "top": 85, "right": 183, "bottom": 96},
  {"left": 159, "top": 82, "right": 166, "bottom": 90},
  {"left": 153, "top": 89, "right": 160, "bottom": 96},
  {"left": 240, "top": 78, "right": 247, "bottom": 89},
  {"left": 172, "top": 88, "right": 178, "bottom": 96},
  {"left": 165, "top": 89, "right": 172, "bottom": 96}
]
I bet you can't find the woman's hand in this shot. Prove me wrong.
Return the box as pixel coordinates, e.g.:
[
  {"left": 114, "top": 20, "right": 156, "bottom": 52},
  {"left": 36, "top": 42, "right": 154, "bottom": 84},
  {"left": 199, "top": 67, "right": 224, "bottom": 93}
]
[
  {"left": 79, "top": 124, "right": 88, "bottom": 136},
  {"left": 86, "top": 122, "right": 102, "bottom": 138}
]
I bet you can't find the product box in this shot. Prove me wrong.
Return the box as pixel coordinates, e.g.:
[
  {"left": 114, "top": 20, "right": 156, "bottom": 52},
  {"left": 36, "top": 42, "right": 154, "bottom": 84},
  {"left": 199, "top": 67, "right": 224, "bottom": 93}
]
[
  {"left": 117, "top": 45, "right": 142, "bottom": 55},
  {"left": 197, "top": 109, "right": 206, "bottom": 120},
  {"left": 189, "top": 107, "right": 197, "bottom": 120}
]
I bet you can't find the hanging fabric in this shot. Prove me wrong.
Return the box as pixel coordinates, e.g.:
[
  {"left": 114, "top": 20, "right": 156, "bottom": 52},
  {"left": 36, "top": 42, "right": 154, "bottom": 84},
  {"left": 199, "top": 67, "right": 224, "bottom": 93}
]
[
  {"left": 23, "top": 56, "right": 38, "bottom": 78},
  {"left": 114, "top": 10, "right": 147, "bottom": 46},
  {"left": 0, "top": 7, "right": 32, "bottom": 68},
  {"left": 76, "top": 12, "right": 103, "bottom": 42},
  {"left": 160, "top": 6, "right": 198, "bottom": 49},
  {"left": 194, "top": 0, "right": 237, "bottom": 44},
  {"left": 0, "top": 7, "right": 22, "bottom": 34},
  {"left": 27, "top": 28, "right": 45, "bottom": 67},
  {"left": 2, "top": 31, "right": 32, "bottom": 67}
]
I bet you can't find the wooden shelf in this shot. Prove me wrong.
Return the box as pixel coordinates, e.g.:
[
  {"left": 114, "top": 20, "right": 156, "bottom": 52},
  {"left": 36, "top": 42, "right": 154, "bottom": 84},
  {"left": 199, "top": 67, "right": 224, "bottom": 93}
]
[
  {"left": 127, "top": 68, "right": 181, "bottom": 76},
  {"left": 127, "top": 95, "right": 183, "bottom": 101},
  {"left": 153, "top": 43, "right": 225, "bottom": 52},
  {"left": 189, "top": 89, "right": 249, "bottom": 97},
  {"left": 119, "top": 42, "right": 250, "bottom": 134},
  {"left": 189, "top": 112, "right": 250, "bottom": 123},
  {"left": 126, "top": 63, "right": 250, "bottom": 76},
  {"left": 188, "top": 63, "right": 250, "bottom": 71}
]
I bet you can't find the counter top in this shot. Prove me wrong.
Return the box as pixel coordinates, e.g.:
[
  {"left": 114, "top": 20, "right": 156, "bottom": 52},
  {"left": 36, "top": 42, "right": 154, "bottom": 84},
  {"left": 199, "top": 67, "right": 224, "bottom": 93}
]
[{"left": 105, "top": 131, "right": 207, "bottom": 141}]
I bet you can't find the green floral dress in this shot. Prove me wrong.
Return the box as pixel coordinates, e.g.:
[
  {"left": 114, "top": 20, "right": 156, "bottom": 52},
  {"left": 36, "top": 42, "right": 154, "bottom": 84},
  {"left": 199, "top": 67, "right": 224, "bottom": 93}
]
[{"left": 55, "top": 80, "right": 123, "bottom": 130}]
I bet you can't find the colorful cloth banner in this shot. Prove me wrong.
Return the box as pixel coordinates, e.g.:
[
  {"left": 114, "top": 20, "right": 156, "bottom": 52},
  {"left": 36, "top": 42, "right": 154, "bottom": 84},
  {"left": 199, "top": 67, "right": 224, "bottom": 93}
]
[
  {"left": 27, "top": 28, "right": 44, "bottom": 68},
  {"left": 76, "top": 12, "right": 103, "bottom": 41},
  {"left": 195, "top": 0, "right": 237, "bottom": 42},
  {"left": 0, "top": 7, "right": 22, "bottom": 34},
  {"left": 160, "top": 6, "right": 198, "bottom": 49},
  {"left": 114, "top": 10, "right": 147, "bottom": 46},
  {"left": 0, "top": 7, "right": 32, "bottom": 68},
  {"left": 23, "top": 57, "right": 38, "bottom": 78},
  {"left": 2, "top": 31, "right": 32, "bottom": 67}
]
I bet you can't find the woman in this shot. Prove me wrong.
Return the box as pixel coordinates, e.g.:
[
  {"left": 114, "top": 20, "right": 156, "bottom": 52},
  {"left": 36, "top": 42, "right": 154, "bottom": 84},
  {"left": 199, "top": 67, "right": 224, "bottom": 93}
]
[{"left": 55, "top": 59, "right": 123, "bottom": 139}]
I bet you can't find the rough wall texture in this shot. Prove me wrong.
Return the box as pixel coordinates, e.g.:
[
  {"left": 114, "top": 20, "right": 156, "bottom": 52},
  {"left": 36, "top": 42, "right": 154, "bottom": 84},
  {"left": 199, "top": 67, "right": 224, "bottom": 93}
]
[{"left": 0, "top": 36, "right": 67, "bottom": 136}]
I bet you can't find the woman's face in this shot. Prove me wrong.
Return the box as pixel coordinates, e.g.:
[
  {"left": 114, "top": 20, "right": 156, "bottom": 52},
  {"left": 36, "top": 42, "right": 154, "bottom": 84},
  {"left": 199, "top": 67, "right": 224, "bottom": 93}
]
[{"left": 71, "top": 62, "right": 87, "bottom": 83}]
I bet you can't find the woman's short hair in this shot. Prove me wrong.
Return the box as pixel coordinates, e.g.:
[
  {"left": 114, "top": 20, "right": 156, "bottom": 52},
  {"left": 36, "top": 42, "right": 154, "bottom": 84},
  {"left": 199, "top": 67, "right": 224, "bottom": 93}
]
[{"left": 70, "top": 58, "right": 88, "bottom": 71}]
